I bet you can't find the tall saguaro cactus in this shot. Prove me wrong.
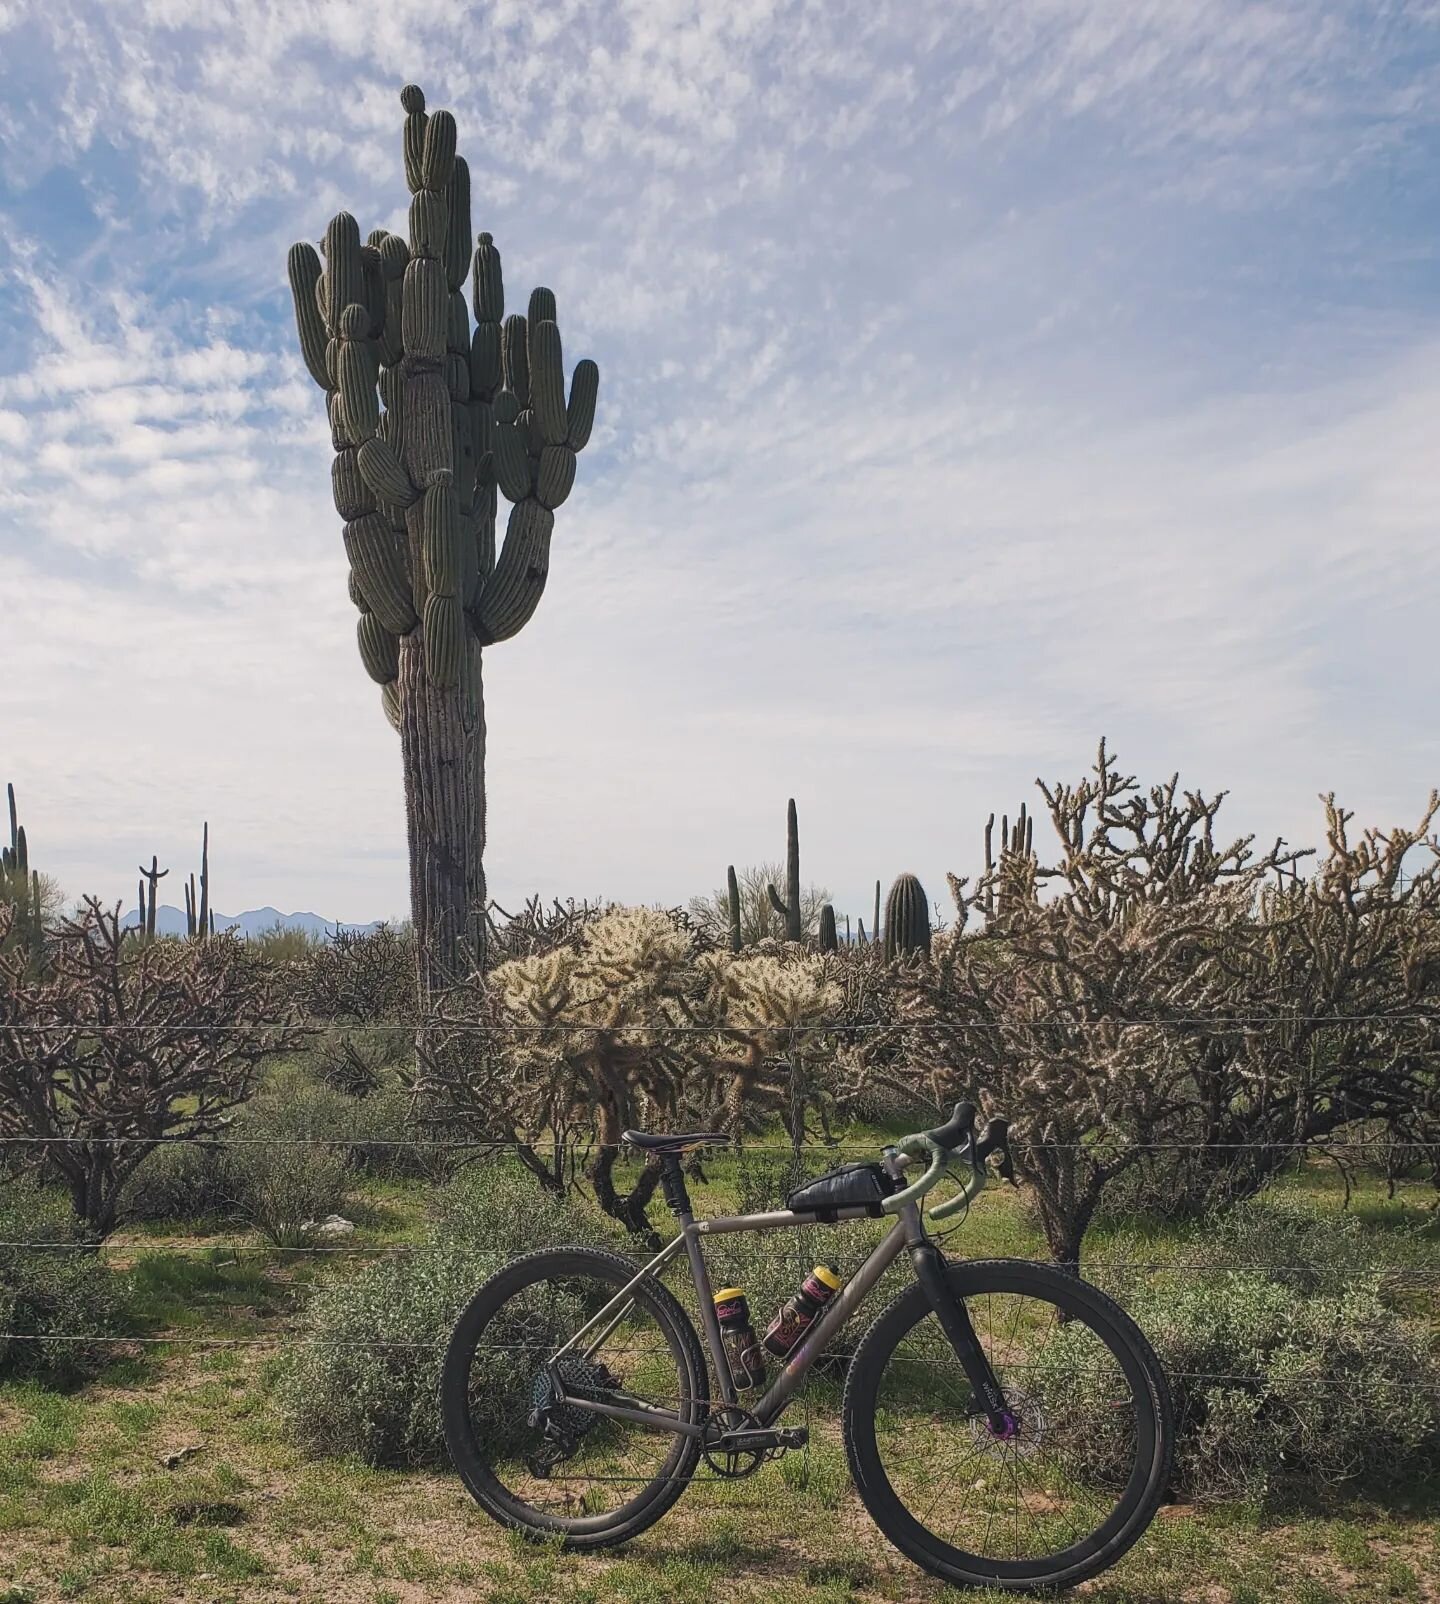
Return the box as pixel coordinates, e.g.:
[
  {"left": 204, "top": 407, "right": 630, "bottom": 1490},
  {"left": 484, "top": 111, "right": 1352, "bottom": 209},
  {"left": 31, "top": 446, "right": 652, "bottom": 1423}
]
[
  {"left": 766, "top": 799, "right": 804, "bottom": 943},
  {"left": 287, "top": 85, "right": 599, "bottom": 997},
  {"left": 137, "top": 855, "right": 169, "bottom": 941},
  {"left": 184, "top": 822, "right": 212, "bottom": 941},
  {"left": 3, "top": 783, "right": 45, "bottom": 968}
]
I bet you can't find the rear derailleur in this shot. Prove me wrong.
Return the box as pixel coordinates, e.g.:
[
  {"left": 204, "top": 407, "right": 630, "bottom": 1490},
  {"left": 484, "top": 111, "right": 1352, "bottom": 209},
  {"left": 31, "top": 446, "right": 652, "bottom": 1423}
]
[{"left": 525, "top": 1357, "right": 621, "bottom": 1478}]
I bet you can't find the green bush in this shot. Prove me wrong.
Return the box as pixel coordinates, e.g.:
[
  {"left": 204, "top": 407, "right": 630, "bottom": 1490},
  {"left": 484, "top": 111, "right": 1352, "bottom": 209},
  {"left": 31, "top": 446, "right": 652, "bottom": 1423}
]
[
  {"left": 119, "top": 1140, "right": 232, "bottom": 1225},
  {"left": 277, "top": 1167, "right": 614, "bottom": 1465},
  {"left": 309, "top": 1027, "right": 413, "bottom": 1097},
  {"left": 0, "top": 1184, "right": 129, "bottom": 1385},
  {"left": 340, "top": 1080, "right": 474, "bottom": 1184},
  {"left": 223, "top": 1066, "right": 350, "bottom": 1247},
  {"left": 1031, "top": 1198, "right": 1440, "bottom": 1503}
]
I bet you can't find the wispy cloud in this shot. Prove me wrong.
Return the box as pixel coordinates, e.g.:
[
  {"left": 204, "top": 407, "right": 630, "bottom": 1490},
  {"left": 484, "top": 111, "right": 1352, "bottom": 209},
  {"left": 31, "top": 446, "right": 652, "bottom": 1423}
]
[{"left": 1, "top": 1, "right": 1437, "bottom": 924}]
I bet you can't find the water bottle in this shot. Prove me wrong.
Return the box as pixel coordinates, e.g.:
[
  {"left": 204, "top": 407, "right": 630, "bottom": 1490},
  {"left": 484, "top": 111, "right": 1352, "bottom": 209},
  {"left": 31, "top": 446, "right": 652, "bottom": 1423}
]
[
  {"left": 713, "top": 1287, "right": 766, "bottom": 1389},
  {"left": 763, "top": 1264, "right": 843, "bottom": 1358}
]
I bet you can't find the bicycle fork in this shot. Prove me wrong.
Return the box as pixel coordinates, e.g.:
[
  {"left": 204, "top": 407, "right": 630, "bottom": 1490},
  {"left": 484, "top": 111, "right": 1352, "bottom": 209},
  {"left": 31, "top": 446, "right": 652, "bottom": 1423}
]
[{"left": 910, "top": 1243, "right": 1018, "bottom": 1440}]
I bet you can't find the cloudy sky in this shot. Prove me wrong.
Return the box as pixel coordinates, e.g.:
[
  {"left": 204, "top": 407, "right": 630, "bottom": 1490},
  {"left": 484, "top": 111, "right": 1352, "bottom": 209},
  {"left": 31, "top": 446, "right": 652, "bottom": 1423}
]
[{"left": 1, "top": 1, "right": 1437, "bottom": 927}]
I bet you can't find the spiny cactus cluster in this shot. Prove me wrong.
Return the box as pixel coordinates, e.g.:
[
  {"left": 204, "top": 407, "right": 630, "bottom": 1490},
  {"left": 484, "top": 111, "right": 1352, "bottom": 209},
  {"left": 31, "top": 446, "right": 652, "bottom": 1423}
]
[
  {"left": 984, "top": 804, "right": 1037, "bottom": 916},
  {"left": 287, "top": 83, "right": 599, "bottom": 725}
]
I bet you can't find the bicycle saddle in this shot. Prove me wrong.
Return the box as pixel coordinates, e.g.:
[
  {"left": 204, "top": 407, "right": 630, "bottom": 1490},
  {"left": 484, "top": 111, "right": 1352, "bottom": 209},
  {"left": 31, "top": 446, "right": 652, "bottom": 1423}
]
[{"left": 620, "top": 1129, "right": 731, "bottom": 1152}]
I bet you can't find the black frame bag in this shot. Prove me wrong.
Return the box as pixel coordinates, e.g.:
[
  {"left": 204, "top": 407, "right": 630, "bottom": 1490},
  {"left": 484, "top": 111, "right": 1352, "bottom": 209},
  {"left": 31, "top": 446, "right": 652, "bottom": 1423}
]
[{"left": 785, "top": 1162, "right": 899, "bottom": 1221}]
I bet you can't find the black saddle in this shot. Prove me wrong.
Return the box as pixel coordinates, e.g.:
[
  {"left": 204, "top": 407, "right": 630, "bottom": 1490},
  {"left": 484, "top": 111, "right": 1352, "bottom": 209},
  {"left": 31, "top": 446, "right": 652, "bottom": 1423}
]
[{"left": 620, "top": 1129, "right": 730, "bottom": 1153}]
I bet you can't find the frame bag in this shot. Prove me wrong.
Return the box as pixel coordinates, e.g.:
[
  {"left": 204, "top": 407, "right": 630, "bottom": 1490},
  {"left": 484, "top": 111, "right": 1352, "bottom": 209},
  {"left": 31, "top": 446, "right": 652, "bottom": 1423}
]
[{"left": 785, "top": 1162, "right": 898, "bottom": 1221}]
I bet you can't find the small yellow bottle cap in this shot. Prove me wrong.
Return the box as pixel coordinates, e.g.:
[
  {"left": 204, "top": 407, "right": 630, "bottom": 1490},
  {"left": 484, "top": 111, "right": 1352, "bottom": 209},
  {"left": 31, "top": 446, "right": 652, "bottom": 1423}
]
[
  {"left": 811, "top": 1265, "right": 843, "bottom": 1291},
  {"left": 712, "top": 1287, "right": 746, "bottom": 1304}
]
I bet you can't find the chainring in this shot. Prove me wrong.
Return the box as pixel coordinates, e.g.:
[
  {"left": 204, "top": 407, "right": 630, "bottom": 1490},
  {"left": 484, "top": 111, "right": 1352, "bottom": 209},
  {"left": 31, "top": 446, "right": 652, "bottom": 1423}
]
[{"left": 701, "top": 1406, "right": 768, "bottom": 1479}]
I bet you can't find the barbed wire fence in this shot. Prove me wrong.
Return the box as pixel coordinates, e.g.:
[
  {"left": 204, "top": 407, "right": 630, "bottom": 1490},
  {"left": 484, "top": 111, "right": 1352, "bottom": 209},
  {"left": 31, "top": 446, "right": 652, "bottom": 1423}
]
[{"left": 1, "top": 1009, "right": 1437, "bottom": 1382}]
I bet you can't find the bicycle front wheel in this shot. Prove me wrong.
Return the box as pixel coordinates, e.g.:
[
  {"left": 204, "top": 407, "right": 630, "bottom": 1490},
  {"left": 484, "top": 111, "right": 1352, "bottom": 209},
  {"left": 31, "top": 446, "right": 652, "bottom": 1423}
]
[
  {"left": 441, "top": 1246, "right": 707, "bottom": 1549},
  {"left": 843, "top": 1257, "right": 1173, "bottom": 1593}
]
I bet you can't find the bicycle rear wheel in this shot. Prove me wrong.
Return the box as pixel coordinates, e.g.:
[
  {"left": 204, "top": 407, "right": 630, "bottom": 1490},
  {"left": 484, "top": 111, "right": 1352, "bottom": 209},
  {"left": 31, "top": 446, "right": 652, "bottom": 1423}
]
[
  {"left": 441, "top": 1246, "right": 707, "bottom": 1549},
  {"left": 843, "top": 1257, "right": 1173, "bottom": 1592}
]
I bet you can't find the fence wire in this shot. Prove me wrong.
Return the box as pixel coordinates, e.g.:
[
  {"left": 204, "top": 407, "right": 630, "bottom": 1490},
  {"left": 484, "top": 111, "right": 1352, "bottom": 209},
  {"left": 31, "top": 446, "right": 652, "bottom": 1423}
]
[{"left": 1, "top": 1012, "right": 1438, "bottom": 1034}]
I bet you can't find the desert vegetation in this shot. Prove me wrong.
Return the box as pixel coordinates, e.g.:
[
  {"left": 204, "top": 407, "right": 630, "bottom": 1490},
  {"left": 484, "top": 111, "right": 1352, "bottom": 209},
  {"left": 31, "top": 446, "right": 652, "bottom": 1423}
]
[
  {"left": 1, "top": 92, "right": 1436, "bottom": 1604},
  {"left": 2, "top": 740, "right": 1438, "bottom": 1603}
]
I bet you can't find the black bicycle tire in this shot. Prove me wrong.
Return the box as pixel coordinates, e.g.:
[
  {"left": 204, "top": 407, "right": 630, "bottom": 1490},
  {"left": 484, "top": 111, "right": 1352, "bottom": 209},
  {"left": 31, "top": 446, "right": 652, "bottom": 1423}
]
[
  {"left": 441, "top": 1245, "right": 708, "bottom": 1550},
  {"left": 842, "top": 1257, "right": 1174, "bottom": 1593}
]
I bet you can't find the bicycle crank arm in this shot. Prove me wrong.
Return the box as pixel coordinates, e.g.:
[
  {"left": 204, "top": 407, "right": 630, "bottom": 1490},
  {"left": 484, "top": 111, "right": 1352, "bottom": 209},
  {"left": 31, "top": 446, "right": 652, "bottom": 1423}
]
[
  {"left": 910, "top": 1244, "right": 1016, "bottom": 1437},
  {"left": 713, "top": 1425, "right": 808, "bottom": 1453}
]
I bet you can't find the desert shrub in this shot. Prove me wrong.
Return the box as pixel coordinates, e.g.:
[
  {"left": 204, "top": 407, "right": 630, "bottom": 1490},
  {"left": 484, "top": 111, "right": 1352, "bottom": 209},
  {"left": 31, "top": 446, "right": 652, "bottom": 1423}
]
[
  {"left": 0, "top": 898, "right": 295, "bottom": 1235},
  {"left": 1030, "top": 1198, "right": 1439, "bottom": 1502},
  {"left": 246, "top": 921, "right": 325, "bottom": 962},
  {"left": 309, "top": 1027, "right": 412, "bottom": 1097},
  {"left": 0, "top": 1183, "right": 129, "bottom": 1385},
  {"left": 342, "top": 1080, "right": 476, "bottom": 1184},
  {"left": 118, "top": 1139, "right": 231, "bottom": 1225},
  {"left": 278, "top": 1168, "right": 615, "bottom": 1465},
  {"left": 224, "top": 1065, "right": 350, "bottom": 1247},
  {"left": 289, "top": 923, "right": 415, "bottom": 1023}
]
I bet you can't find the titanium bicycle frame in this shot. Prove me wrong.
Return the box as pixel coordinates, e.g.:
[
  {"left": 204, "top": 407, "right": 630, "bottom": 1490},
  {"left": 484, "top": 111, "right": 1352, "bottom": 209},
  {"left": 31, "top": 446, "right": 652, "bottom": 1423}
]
[{"left": 548, "top": 1138, "right": 1013, "bottom": 1441}]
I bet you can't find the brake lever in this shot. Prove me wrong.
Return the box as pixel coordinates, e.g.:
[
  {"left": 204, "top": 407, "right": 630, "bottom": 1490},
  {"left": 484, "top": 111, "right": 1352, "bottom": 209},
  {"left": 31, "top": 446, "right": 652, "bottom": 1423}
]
[{"left": 974, "top": 1117, "right": 1018, "bottom": 1186}]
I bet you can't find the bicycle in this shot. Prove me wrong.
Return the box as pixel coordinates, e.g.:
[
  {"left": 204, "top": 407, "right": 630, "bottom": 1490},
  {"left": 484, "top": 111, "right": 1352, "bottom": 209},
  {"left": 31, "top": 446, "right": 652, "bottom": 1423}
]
[{"left": 441, "top": 1102, "right": 1175, "bottom": 1593}]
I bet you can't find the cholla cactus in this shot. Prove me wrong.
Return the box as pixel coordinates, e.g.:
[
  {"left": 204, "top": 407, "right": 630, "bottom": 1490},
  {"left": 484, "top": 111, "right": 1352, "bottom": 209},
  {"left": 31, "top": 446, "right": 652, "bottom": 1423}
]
[
  {"left": 981, "top": 804, "right": 1037, "bottom": 916},
  {"left": 486, "top": 907, "right": 837, "bottom": 1240},
  {"left": 286, "top": 84, "right": 599, "bottom": 997}
]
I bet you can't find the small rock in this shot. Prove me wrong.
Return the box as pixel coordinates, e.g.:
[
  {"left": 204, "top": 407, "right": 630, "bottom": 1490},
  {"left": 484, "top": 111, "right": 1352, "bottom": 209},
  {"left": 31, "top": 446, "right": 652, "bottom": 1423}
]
[
  {"left": 160, "top": 1443, "right": 203, "bottom": 1470},
  {"left": 304, "top": 1214, "right": 356, "bottom": 1240}
]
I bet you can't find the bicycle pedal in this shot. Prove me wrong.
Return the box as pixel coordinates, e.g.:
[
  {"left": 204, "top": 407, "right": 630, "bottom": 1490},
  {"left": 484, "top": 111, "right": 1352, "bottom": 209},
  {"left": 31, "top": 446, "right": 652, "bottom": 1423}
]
[{"left": 777, "top": 1428, "right": 808, "bottom": 1450}]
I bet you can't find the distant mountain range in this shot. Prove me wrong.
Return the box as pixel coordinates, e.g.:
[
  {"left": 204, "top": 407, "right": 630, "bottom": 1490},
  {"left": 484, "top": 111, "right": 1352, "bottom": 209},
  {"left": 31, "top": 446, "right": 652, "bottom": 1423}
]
[{"left": 120, "top": 905, "right": 387, "bottom": 941}]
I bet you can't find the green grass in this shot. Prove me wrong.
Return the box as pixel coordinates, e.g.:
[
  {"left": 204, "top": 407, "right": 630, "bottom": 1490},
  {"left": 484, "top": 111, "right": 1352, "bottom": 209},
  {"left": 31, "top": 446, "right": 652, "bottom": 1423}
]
[{"left": 2, "top": 1136, "right": 1437, "bottom": 1603}]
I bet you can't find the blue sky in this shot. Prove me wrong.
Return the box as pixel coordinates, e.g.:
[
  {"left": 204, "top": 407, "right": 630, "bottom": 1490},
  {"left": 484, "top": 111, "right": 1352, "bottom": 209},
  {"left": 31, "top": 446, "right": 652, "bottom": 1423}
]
[{"left": 1, "top": 1, "right": 1437, "bottom": 925}]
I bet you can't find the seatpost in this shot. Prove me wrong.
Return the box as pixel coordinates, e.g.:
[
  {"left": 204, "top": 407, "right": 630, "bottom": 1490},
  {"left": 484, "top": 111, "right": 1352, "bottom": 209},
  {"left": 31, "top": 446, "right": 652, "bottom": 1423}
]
[{"left": 658, "top": 1152, "right": 693, "bottom": 1218}]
